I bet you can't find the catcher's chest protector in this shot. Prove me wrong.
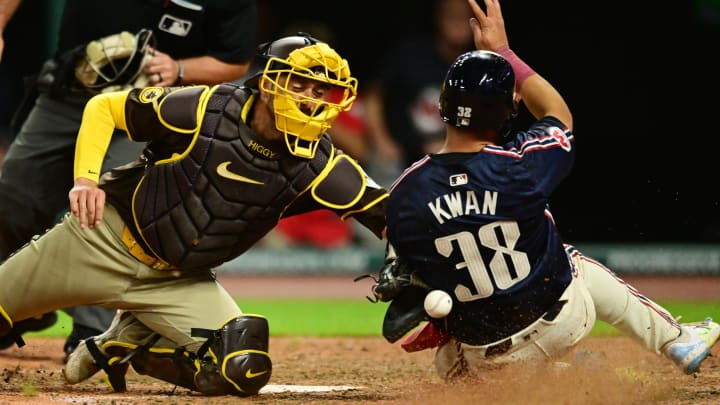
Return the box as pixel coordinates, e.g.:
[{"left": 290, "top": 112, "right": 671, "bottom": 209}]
[{"left": 133, "top": 84, "right": 332, "bottom": 269}]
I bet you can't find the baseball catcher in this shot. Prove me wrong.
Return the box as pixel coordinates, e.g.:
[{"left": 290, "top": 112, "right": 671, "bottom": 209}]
[
  {"left": 0, "top": 32, "right": 388, "bottom": 396},
  {"left": 364, "top": 0, "right": 720, "bottom": 380}
]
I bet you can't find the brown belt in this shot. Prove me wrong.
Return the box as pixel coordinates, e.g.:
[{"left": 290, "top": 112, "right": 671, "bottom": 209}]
[{"left": 121, "top": 227, "right": 175, "bottom": 270}]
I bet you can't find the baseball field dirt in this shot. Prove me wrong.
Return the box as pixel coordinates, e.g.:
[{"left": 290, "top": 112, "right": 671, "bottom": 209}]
[{"left": 0, "top": 275, "right": 718, "bottom": 404}]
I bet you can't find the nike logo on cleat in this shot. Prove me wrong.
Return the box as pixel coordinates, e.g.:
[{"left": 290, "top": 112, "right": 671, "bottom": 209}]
[{"left": 245, "top": 368, "right": 269, "bottom": 379}]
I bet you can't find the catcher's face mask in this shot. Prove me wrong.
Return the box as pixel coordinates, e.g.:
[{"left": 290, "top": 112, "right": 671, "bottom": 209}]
[
  {"left": 75, "top": 29, "right": 155, "bottom": 93},
  {"left": 260, "top": 43, "right": 357, "bottom": 159}
]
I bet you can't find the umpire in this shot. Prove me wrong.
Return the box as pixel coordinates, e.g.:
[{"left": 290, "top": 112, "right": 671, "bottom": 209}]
[{"left": 0, "top": 33, "right": 388, "bottom": 396}]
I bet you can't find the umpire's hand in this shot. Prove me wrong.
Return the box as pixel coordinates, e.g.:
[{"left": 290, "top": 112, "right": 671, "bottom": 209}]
[{"left": 68, "top": 177, "right": 105, "bottom": 230}]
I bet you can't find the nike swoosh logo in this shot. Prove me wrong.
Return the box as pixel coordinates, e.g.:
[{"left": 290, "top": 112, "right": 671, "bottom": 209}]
[
  {"left": 245, "top": 368, "right": 269, "bottom": 379},
  {"left": 216, "top": 161, "right": 264, "bottom": 184}
]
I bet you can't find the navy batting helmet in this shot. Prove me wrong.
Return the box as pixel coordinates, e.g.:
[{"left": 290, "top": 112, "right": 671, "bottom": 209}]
[{"left": 439, "top": 50, "right": 517, "bottom": 134}]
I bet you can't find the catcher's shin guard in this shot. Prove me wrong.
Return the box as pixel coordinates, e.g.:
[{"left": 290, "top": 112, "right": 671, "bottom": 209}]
[{"left": 102, "top": 315, "right": 272, "bottom": 396}]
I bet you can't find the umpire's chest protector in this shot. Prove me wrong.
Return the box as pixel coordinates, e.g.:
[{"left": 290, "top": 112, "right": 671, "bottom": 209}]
[{"left": 132, "top": 84, "right": 333, "bottom": 270}]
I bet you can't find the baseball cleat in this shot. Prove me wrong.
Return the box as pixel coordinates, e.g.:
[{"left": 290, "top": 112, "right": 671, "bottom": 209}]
[
  {"left": 63, "top": 338, "right": 101, "bottom": 384},
  {"left": 664, "top": 317, "right": 720, "bottom": 374},
  {"left": 63, "top": 324, "right": 103, "bottom": 364}
]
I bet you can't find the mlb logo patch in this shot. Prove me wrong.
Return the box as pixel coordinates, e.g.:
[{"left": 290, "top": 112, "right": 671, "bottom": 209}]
[
  {"left": 159, "top": 15, "right": 193, "bottom": 37},
  {"left": 449, "top": 173, "right": 468, "bottom": 186}
]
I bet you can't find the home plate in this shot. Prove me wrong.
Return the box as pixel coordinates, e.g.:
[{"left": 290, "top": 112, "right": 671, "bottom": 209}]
[{"left": 260, "top": 384, "right": 363, "bottom": 393}]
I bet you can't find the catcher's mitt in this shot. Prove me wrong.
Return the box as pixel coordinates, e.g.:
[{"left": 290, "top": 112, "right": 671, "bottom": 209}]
[
  {"left": 354, "top": 258, "right": 430, "bottom": 303},
  {"left": 382, "top": 286, "right": 428, "bottom": 343},
  {"left": 354, "top": 256, "right": 431, "bottom": 343},
  {"left": 75, "top": 29, "right": 155, "bottom": 93}
]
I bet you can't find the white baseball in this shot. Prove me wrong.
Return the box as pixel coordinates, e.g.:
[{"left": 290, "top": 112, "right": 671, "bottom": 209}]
[{"left": 424, "top": 290, "right": 453, "bottom": 318}]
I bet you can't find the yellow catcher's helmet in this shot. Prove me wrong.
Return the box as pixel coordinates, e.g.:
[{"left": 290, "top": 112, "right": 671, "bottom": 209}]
[{"left": 244, "top": 33, "right": 358, "bottom": 159}]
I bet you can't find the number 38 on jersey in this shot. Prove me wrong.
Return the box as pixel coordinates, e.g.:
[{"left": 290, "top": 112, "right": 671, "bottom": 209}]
[{"left": 435, "top": 220, "right": 530, "bottom": 302}]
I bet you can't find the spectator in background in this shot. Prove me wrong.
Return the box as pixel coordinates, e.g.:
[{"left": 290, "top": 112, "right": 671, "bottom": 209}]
[
  {"left": 327, "top": 88, "right": 370, "bottom": 163},
  {"left": 364, "top": 0, "right": 475, "bottom": 186},
  {"left": 0, "top": 0, "right": 257, "bottom": 363}
]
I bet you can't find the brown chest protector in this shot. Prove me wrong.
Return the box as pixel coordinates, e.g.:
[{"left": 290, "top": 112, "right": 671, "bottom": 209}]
[{"left": 132, "top": 84, "right": 332, "bottom": 269}]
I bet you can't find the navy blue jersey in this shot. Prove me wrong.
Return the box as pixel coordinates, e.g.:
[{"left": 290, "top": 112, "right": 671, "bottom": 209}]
[{"left": 386, "top": 116, "right": 576, "bottom": 345}]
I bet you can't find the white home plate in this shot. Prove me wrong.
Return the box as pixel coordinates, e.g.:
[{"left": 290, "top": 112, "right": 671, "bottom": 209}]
[{"left": 260, "top": 384, "right": 363, "bottom": 393}]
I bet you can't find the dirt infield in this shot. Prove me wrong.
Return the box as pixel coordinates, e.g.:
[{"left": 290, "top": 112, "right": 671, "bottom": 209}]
[
  {"left": 1, "top": 336, "right": 719, "bottom": 404},
  {"left": 0, "top": 275, "right": 718, "bottom": 404}
]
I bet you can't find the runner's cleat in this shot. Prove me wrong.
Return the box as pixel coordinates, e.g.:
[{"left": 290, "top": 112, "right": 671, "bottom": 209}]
[{"left": 664, "top": 317, "right": 720, "bottom": 374}]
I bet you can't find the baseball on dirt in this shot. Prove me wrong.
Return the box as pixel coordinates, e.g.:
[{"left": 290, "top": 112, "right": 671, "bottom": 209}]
[{"left": 424, "top": 290, "right": 453, "bottom": 318}]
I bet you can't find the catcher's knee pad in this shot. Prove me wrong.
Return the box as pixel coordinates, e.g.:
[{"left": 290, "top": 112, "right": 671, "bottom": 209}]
[{"left": 195, "top": 314, "right": 272, "bottom": 396}]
